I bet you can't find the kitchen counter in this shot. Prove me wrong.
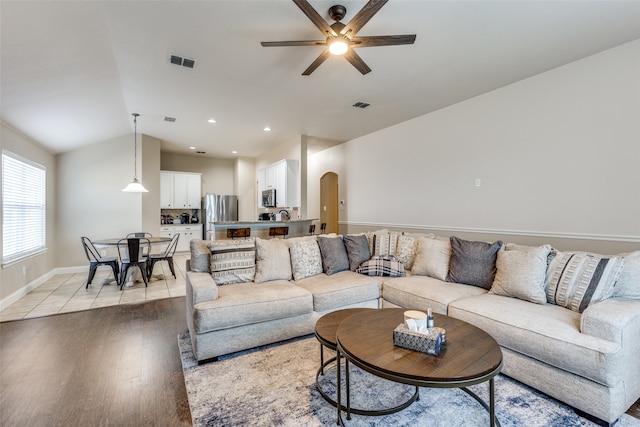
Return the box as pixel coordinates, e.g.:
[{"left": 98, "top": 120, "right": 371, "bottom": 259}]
[{"left": 209, "top": 219, "right": 318, "bottom": 240}]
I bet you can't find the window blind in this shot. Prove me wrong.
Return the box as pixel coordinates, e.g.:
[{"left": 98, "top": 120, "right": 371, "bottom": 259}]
[{"left": 2, "top": 151, "right": 46, "bottom": 266}]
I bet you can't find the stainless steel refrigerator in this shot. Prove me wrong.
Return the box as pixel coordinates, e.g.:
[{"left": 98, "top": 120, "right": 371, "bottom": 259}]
[{"left": 202, "top": 194, "right": 238, "bottom": 240}]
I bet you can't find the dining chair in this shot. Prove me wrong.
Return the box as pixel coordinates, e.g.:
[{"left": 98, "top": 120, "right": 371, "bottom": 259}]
[
  {"left": 147, "top": 233, "right": 180, "bottom": 279},
  {"left": 81, "top": 237, "right": 119, "bottom": 288},
  {"left": 268, "top": 226, "right": 289, "bottom": 239},
  {"left": 117, "top": 237, "right": 151, "bottom": 290},
  {"left": 320, "top": 223, "right": 327, "bottom": 234},
  {"left": 126, "top": 232, "right": 152, "bottom": 255}
]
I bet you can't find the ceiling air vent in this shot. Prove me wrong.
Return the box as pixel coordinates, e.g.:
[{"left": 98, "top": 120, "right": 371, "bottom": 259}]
[
  {"left": 352, "top": 101, "right": 370, "bottom": 109},
  {"left": 169, "top": 54, "right": 196, "bottom": 69},
  {"left": 163, "top": 116, "right": 177, "bottom": 123}
]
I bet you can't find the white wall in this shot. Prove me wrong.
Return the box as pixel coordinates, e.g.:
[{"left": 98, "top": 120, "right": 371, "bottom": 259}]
[
  {"left": 310, "top": 40, "right": 640, "bottom": 248},
  {"left": 0, "top": 122, "right": 57, "bottom": 301},
  {"left": 56, "top": 134, "right": 162, "bottom": 268}
]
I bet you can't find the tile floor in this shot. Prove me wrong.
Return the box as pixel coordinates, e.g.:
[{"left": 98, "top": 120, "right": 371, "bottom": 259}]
[{"left": 0, "top": 253, "right": 190, "bottom": 322}]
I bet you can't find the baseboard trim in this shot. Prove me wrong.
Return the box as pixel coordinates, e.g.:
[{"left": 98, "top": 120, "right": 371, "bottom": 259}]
[
  {"left": 0, "top": 265, "right": 87, "bottom": 311},
  {"left": 341, "top": 222, "right": 640, "bottom": 243}
]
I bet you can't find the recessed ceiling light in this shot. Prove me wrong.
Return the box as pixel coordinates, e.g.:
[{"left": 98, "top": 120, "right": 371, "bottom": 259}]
[
  {"left": 189, "top": 146, "right": 196, "bottom": 150},
  {"left": 208, "top": 118, "right": 216, "bottom": 123},
  {"left": 264, "top": 127, "right": 271, "bottom": 132},
  {"left": 232, "top": 150, "right": 238, "bottom": 154}
]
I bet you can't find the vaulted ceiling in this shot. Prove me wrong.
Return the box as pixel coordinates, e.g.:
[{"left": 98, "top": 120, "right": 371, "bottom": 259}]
[{"left": 2, "top": 1, "right": 639, "bottom": 158}]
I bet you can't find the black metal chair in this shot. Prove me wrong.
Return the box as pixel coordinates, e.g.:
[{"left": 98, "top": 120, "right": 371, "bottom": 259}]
[
  {"left": 117, "top": 237, "right": 150, "bottom": 290},
  {"left": 308, "top": 224, "right": 316, "bottom": 235},
  {"left": 268, "top": 226, "right": 289, "bottom": 239},
  {"left": 320, "top": 223, "right": 327, "bottom": 234},
  {"left": 127, "top": 232, "right": 152, "bottom": 255},
  {"left": 147, "top": 233, "right": 179, "bottom": 279},
  {"left": 81, "top": 237, "right": 119, "bottom": 288},
  {"left": 227, "top": 228, "right": 251, "bottom": 240}
]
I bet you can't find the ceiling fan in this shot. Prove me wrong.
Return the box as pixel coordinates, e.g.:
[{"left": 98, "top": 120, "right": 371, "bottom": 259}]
[{"left": 261, "top": 0, "right": 416, "bottom": 75}]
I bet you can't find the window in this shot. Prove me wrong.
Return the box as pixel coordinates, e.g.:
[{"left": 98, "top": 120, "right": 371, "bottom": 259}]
[{"left": 2, "top": 151, "right": 46, "bottom": 266}]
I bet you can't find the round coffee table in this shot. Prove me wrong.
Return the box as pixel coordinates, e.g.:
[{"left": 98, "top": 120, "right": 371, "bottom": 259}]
[
  {"left": 314, "top": 308, "right": 419, "bottom": 416},
  {"left": 336, "top": 308, "right": 503, "bottom": 426}
]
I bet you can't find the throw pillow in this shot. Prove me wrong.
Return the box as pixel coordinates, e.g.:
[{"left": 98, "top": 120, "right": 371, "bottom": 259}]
[
  {"left": 613, "top": 251, "right": 640, "bottom": 299},
  {"left": 289, "top": 239, "right": 323, "bottom": 281},
  {"left": 395, "top": 234, "right": 418, "bottom": 270},
  {"left": 253, "top": 237, "right": 292, "bottom": 283},
  {"left": 490, "top": 245, "right": 551, "bottom": 304},
  {"left": 343, "top": 234, "right": 371, "bottom": 271},
  {"left": 367, "top": 229, "right": 400, "bottom": 256},
  {"left": 411, "top": 236, "right": 451, "bottom": 280},
  {"left": 356, "top": 255, "right": 405, "bottom": 277},
  {"left": 317, "top": 236, "right": 350, "bottom": 275},
  {"left": 208, "top": 238, "right": 256, "bottom": 285},
  {"left": 446, "top": 237, "right": 504, "bottom": 289},
  {"left": 547, "top": 251, "right": 624, "bottom": 313},
  {"left": 189, "top": 239, "right": 211, "bottom": 273}
]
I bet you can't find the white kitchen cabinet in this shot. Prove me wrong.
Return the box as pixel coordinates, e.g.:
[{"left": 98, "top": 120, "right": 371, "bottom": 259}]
[
  {"left": 159, "top": 224, "right": 202, "bottom": 252},
  {"left": 160, "top": 171, "right": 201, "bottom": 209},
  {"left": 256, "top": 159, "right": 298, "bottom": 208}
]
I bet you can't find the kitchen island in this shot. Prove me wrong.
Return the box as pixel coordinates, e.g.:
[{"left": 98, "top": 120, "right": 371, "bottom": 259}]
[{"left": 210, "top": 219, "right": 318, "bottom": 240}]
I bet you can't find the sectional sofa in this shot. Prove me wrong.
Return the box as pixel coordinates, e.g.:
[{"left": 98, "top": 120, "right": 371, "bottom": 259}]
[{"left": 185, "top": 231, "right": 640, "bottom": 425}]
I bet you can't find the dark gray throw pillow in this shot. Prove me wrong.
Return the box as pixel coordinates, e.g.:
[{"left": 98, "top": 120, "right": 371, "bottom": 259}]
[
  {"left": 317, "top": 236, "right": 350, "bottom": 275},
  {"left": 446, "top": 237, "right": 503, "bottom": 289},
  {"left": 343, "top": 234, "right": 371, "bottom": 271}
]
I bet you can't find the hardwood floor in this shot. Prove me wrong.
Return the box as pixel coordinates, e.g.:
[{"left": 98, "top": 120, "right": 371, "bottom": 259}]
[
  {"left": 1, "top": 296, "right": 639, "bottom": 426},
  {"left": 0, "top": 297, "right": 191, "bottom": 426}
]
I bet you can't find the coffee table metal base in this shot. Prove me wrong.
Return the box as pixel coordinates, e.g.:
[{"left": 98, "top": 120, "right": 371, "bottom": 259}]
[{"left": 316, "top": 344, "right": 419, "bottom": 417}]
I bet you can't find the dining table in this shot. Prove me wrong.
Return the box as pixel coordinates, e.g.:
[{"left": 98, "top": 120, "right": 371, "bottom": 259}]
[{"left": 93, "top": 236, "right": 173, "bottom": 286}]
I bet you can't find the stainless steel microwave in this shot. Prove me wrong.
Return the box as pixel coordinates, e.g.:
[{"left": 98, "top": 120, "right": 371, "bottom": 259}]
[{"left": 262, "top": 189, "right": 276, "bottom": 207}]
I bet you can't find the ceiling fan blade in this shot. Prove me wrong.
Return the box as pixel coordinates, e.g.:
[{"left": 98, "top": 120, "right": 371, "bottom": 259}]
[
  {"left": 292, "top": 0, "right": 337, "bottom": 37},
  {"left": 351, "top": 34, "right": 416, "bottom": 48},
  {"left": 343, "top": 49, "right": 372, "bottom": 75},
  {"left": 261, "top": 40, "right": 326, "bottom": 47},
  {"left": 302, "top": 49, "right": 331, "bottom": 75},
  {"left": 340, "top": 0, "right": 388, "bottom": 37}
]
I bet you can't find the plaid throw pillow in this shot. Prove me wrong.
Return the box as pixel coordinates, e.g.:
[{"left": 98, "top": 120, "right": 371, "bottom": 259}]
[{"left": 356, "top": 255, "right": 405, "bottom": 277}]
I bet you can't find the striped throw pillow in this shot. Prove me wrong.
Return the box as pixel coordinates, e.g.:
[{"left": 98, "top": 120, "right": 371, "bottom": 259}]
[
  {"left": 546, "top": 251, "right": 624, "bottom": 313},
  {"left": 207, "top": 238, "right": 256, "bottom": 285}
]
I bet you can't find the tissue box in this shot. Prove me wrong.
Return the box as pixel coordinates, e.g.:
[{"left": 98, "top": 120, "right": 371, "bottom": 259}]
[{"left": 393, "top": 324, "right": 443, "bottom": 356}]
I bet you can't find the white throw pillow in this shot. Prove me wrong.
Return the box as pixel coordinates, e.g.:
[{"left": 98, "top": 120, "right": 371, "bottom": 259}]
[
  {"left": 490, "top": 245, "right": 551, "bottom": 304},
  {"left": 289, "top": 239, "right": 323, "bottom": 281},
  {"left": 254, "top": 237, "right": 292, "bottom": 283},
  {"left": 411, "top": 236, "right": 451, "bottom": 280}
]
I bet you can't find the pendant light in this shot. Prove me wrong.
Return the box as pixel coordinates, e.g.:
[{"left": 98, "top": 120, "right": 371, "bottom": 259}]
[{"left": 122, "top": 113, "right": 148, "bottom": 192}]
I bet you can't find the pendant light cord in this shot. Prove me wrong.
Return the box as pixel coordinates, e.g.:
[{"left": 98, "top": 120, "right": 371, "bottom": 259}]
[{"left": 132, "top": 113, "right": 139, "bottom": 181}]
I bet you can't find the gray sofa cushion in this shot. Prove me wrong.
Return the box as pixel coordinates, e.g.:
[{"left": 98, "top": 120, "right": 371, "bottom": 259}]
[
  {"left": 289, "top": 238, "right": 323, "bottom": 281},
  {"left": 449, "top": 294, "right": 623, "bottom": 387},
  {"left": 190, "top": 239, "right": 211, "bottom": 272},
  {"left": 293, "top": 270, "right": 381, "bottom": 312},
  {"left": 317, "top": 236, "right": 350, "bottom": 275},
  {"left": 613, "top": 250, "right": 640, "bottom": 299},
  {"left": 489, "top": 245, "right": 550, "bottom": 304},
  {"left": 446, "top": 237, "right": 503, "bottom": 289},
  {"left": 343, "top": 234, "right": 371, "bottom": 271},
  {"left": 411, "top": 236, "right": 451, "bottom": 280},
  {"left": 193, "top": 280, "right": 312, "bottom": 334},
  {"left": 382, "top": 274, "right": 486, "bottom": 315}
]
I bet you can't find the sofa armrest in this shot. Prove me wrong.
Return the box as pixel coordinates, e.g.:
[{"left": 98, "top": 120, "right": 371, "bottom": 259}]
[
  {"left": 186, "top": 271, "right": 219, "bottom": 305},
  {"left": 581, "top": 298, "right": 640, "bottom": 343}
]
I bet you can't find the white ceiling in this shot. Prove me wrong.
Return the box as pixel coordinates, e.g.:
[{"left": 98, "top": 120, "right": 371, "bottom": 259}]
[{"left": 2, "top": 1, "right": 639, "bottom": 158}]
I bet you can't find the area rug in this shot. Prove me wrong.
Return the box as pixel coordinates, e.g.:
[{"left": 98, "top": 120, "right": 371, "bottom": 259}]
[{"left": 178, "top": 333, "right": 640, "bottom": 427}]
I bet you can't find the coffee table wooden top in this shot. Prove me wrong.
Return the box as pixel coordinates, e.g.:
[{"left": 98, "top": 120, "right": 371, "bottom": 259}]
[
  {"left": 315, "top": 308, "right": 374, "bottom": 350},
  {"left": 336, "top": 308, "right": 502, "bottom": 388}
]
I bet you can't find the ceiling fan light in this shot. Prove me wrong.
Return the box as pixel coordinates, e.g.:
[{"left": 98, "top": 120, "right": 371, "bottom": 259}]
[{"left": 329, "top": 39, "right": 348, "bottom": 55}]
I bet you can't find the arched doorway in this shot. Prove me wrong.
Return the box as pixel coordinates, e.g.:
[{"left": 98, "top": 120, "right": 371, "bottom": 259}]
[{"left": 320, "top": 172, "right": 338, "bottom": 234}]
